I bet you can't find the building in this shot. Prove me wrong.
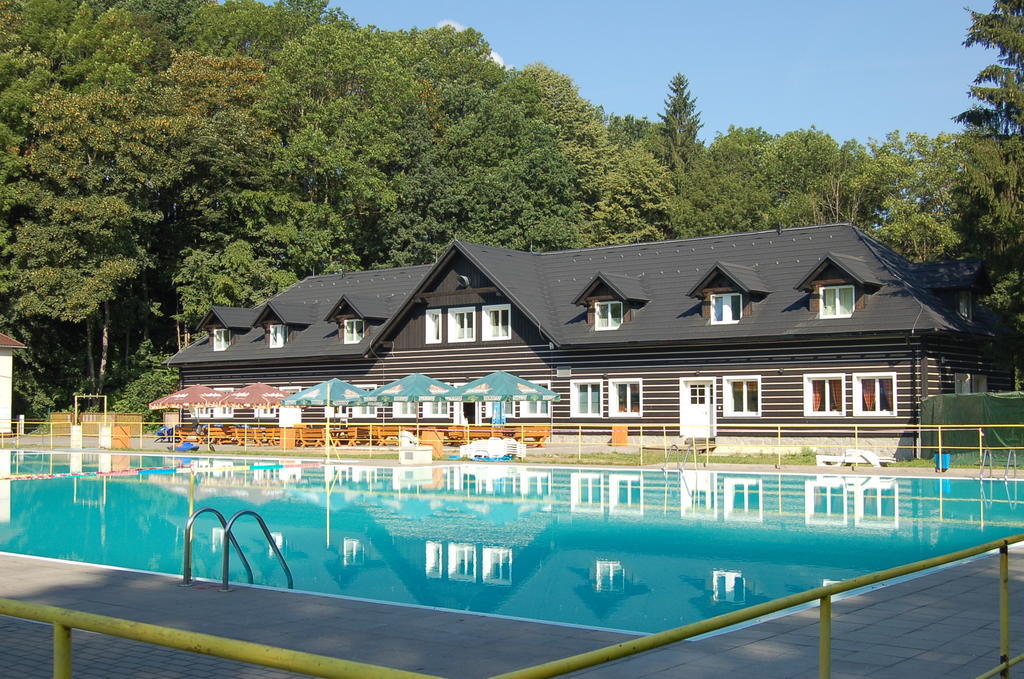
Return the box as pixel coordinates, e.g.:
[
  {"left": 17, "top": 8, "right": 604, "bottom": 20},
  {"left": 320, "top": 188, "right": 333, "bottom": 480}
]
[
  {"left": 0, "top": 332, "right": 25, "bottom": 433},
  {"left": 167, "top": 223, "right": 1009, "bottom": 452}
]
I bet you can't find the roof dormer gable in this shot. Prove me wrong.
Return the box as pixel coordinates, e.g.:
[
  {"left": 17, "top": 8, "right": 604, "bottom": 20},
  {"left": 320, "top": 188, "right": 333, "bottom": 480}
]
[
  {"left": 196, "top": 306, "right": 258, "bottom": 332},
  {"left": 686, "top": 261, "right": 770, "bottom": 299},
  {"left": 794, "top": 252, "right": 882, "bottom": 293},
  {"left": 571, "top": 272, "right": 650, "bottom": 306},
  {"left": 253, "top": 300, "right": 313, "bottom": 328},
  {"left": 322, "top": 294, "right": 390, "bottom": 323}
]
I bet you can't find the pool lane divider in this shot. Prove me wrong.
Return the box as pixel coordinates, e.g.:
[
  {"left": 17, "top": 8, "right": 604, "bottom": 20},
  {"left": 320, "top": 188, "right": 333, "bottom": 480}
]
[{"left": 0, "top": 460, "right": 326, "bottom": 482}]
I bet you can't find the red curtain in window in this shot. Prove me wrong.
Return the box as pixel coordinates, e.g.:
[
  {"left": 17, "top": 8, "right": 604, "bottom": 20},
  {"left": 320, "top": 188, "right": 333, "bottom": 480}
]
[
  {"left": 878, "top": 378, "right": 893, "bottom": 412},
  {"left": 812, "top": 380, "right": 824, "bottom": 411},
  {"left": 862, "top": 378, "right": 876, "bottom": 411},
  {"left": 828, "top": 379, "right": 842, "bottom": 412}
]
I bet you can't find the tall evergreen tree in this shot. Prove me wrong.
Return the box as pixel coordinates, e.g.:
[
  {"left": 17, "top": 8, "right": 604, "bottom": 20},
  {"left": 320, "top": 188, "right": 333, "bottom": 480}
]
[
  {"left": 954, "top": 0, "right": 1024, "bottom": 385},
  {"left": 656, "top": 72, "right": 702, "bottom": 172}
]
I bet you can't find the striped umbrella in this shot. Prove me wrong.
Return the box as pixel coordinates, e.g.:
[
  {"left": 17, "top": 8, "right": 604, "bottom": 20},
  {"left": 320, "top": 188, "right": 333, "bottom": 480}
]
[
  {"left": 216, "top": 383, "right": 288, "bottom": 408},
  {"left": 148, "top": 385, "right": 225, "bottom": 410}
]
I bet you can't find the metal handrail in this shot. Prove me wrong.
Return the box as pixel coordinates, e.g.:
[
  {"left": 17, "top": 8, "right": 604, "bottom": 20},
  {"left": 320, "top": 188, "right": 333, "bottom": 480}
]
[
  {"left": 0, "top": 596, "right": 443, "bottom": 679},
  {"left": 182, "top": 507, "right": 254, "bottom": 586},
  {"left": 222, "top": 509, "right": 294, "bottom": 591},
  {"left": 488, "top": 532, "right": 1024, "bottom": 679}
]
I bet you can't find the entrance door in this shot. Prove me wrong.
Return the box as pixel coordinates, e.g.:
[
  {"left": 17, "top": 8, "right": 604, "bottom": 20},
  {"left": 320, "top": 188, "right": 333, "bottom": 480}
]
[{"left": 679, "top": 379, "right": 715, "bottom": 438}]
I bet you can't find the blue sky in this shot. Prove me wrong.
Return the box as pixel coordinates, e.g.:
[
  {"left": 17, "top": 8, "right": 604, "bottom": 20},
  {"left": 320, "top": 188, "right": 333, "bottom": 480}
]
[{"left": 331, "top": 0, "right": 994, "bottom": 144}]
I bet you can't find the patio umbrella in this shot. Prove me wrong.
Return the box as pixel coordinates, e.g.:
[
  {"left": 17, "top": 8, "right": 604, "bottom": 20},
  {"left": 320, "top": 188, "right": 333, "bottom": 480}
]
[
  {"left": 356, "top": 373, "right": 455, "bottom": 404},
  {"left": 282, "top": 379, "right": 368, "bottom": 407},
  {"left": 448, "top": 371, "right": 560, "bottom": 425},
  {"left": 148, "top": 384, "right": 225, "bottom": 410},
  {"left": 216, "top": 383, "right": 288, "bottom": 408},
  {"left": 449, "top": 371, "right": 559, "bottom": 403}
]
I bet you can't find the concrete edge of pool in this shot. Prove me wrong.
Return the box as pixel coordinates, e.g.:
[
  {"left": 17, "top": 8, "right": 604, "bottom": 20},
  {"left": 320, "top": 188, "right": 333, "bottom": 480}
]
[{"left": 0, "top": 547, "right": 1019, "bottom": 678}]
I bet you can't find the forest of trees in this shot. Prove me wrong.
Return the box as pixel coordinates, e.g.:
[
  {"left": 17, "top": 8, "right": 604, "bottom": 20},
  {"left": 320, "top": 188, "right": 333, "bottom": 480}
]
[{"left": 1, "top": 0, "right": 1023, "bottom": 416}]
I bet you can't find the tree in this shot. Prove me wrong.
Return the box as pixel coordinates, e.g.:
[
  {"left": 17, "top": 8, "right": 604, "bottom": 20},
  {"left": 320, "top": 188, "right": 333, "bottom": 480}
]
[
  {"left": 954, "top": 0, "right": 1024, "bottom": 386},
  {"left": 655, "top": 73, "right": 702, "bottom": 173},
  {"left": 865, "top": 132, "right": 965, "bottom": 262}
]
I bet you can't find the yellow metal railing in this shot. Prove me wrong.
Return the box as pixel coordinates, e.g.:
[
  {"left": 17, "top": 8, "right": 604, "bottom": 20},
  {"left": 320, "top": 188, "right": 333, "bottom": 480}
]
[
  {"left": 0, "top": 596, "right": 444, "bottom": 679},
  {"left": 487, "top": 533, "right": 1024, "bottom": 679},
  {"left": 3, "top": 418, "right": 1024, "bottom": 468}
]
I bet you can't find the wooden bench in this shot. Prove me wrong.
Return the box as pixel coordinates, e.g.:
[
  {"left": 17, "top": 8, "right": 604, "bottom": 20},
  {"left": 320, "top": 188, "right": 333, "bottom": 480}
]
[
  {"left": 516, "top": 426, "right": 551, "bottom": 447},
  {"left": 209, "top": 425, "right": 241, "bottom": 445},
  {"left": 294, "top": 426, "right": 326, "bottom": 448}
]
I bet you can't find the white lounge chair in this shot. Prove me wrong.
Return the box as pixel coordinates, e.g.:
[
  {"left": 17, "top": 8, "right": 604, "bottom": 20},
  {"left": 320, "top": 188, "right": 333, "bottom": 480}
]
[
  {"left": 815, "top": 449, "right": 896, "bottom": 468},
  {"left": 458, "top": 438, "right": 524, "bottom": 460}
]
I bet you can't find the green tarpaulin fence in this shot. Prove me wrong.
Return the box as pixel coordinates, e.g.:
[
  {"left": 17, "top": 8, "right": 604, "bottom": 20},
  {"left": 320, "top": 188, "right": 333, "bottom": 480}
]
[{"left": 920, "top": 392, "right": 1024, "bottom": 459}]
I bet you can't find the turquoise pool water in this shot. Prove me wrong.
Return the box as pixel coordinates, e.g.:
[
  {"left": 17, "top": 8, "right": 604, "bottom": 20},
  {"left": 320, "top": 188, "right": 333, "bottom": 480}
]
[{"left": 0, "top": 452, "right": 1022, "bottom": 633}]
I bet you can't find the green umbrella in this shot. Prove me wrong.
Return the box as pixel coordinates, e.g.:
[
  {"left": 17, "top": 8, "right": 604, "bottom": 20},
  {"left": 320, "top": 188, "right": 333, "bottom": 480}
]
[
  {"left": 450, "top": 371, "right": 560, "bottom": 426},
  {"left": 449, "top": 371, "right": 560, "bottom": 402},
  {"left": 358, "top": 373, "right": 455, "bottom": 405},
  {"left": 282, "top": 379, "right": 368, "bottom": 407}
]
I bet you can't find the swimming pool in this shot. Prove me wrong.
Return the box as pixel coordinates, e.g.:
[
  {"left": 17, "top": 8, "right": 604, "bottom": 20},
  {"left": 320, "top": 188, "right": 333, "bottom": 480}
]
[{"left": 0, "top": 452, "right": 1021, "bottom": 633}]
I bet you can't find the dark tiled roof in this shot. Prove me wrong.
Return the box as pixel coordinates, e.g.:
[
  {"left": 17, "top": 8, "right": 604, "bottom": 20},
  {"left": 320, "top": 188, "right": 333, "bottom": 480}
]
[
  {"left": 911, "top": 259, "right": 988, "bottom": 290},
  {"left": 168, "top": 224, "right": 1000, "bottom": 365},
  {"left": 686, "top": 261, "right": 770, "bottom": 297},
  {"left": 168, "top": 265, "right": 432, "bottom": 365}
]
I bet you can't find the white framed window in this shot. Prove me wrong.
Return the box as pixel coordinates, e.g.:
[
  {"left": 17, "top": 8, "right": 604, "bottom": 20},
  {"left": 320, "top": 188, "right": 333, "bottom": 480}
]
[
  {"left": 351, "top": 384, "right": 377, "bottom": 418},
  {"left": 711, "top": 293, "right": 742, "bottom": 324},
  {"left": 192, "top": 407, "right": 213, "bottom": 419},
  {"left": 957, "top": 290, "right": 973, "bottom": 320},
  {"left": 482, "top": 304, "right": 511, "bottom": 341},
  {"left": 212, "top": 328, "right": 230, "bottom": 351},
  {"left": 819, "top": 285, "right": 855, "bottom": 319},
  {"left": 570, "top": 380, "right": 603, "bottom": 417},
  {"left": 342, "top": 319, "right": 365, "bottom": 344},
  {"left": 519, "top": 381, "right": 552, "bottom": 418},
  {"left": 423, "top": 400, "right": 449, "bottom": 418},
  {"left": 212, "top": 406, "right": 234, "bottom": 419},
  {"left": 595, "top": 301, "right": 623, "bottom": 331},
  {"left": 609, "top": 379, "right": 642, "bottom": 417},
  {"left": 955, "top": 373, "right": 987, "bottom": 394},
  {"left": 425, "top": 309, "right": 443, "bottom": 344},
  {"left": 448, "top": 307, "right": 476, "bottom": 342},
  {"left": 723, "top": 376, "right": 761, "bottom": 417},
  {"left": 268, "top": 323, "right": 288, "bottom": 348},
  {"left": 853, "top": 373, "right": 897, "bottom": 416},
  {"left": 804, "top": 374, "right": 846, "bottom": 416},
  {"left": 392, "top": 401, "right": 417, "bottom": 419},
  {"left": 254, "top": 407, "right": 279, "bottom": 419}
]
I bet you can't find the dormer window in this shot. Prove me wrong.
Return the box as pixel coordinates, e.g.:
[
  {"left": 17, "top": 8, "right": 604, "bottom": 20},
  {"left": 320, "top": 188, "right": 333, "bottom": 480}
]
[
  {"left": 343, "top": 319, "right": 365, "bottom": 344},
  {"left": 820, "top": 285, "right": 855, "bottom": 319},
  {"left": 711, "top": 293, "right": 742, "bottom": 324},
  {"left": 268, "top": 323, "right": 288, "bottom": 348},
  {"left": 957, "top": 290, "right": 973, "bottom": 320},
  {"left": 595, "top": 301, "right": 623, "bottom": 331},
  {"left": 212, "top": 328, "right": 230, "bottom": 351}
]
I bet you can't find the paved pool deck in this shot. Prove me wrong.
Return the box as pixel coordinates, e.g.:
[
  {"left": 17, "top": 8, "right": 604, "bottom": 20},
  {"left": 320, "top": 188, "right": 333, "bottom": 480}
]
[{"left": 0, "top": 546, "right": 1020, "bottom": 679}]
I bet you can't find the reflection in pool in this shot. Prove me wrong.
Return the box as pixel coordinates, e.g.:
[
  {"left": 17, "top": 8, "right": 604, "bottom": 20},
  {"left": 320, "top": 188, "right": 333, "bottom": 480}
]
[{"left": 0, "top": 452, "right": 1020, "bottom": 633}]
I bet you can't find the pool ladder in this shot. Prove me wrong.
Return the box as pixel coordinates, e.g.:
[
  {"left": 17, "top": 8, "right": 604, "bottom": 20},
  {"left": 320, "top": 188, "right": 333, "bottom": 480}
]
[{"left": 181, "top": 507, "right": 294, "bottom": 591}]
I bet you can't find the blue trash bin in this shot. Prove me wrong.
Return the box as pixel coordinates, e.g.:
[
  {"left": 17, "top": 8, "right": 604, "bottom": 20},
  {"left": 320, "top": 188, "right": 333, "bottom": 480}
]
[{"left": 935, "top": 452, "right": 951, "bottom": 473}]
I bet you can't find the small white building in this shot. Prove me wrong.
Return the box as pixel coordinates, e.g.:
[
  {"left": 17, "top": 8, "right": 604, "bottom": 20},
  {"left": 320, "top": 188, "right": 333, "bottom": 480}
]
[{"left": 0, "top": 333, "right": 24, "bottom": 433}]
